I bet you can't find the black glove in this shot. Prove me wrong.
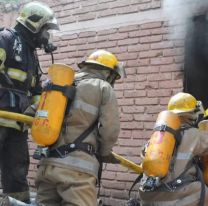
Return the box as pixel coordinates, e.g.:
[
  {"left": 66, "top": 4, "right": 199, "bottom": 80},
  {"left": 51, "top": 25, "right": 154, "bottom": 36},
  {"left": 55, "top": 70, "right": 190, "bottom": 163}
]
[
  {"left": 126, "top": 199, "right": 140, "bottom": 206},
  {"left": 102, "top": 153, "right": 120, "bottom": 164}
]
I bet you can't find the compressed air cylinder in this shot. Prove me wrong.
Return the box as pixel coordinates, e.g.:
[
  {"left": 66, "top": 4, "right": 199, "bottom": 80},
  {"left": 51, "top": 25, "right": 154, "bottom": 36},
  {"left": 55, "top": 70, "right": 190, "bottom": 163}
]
[
  {"left": 142, "top": 110, "right": 181, "bottom": 177},
  {"left": 31, "top": 64, "right": 75, "bottom": 146},
  {"left": 198, "top": 119, "right": 208, "bottom": 186}
]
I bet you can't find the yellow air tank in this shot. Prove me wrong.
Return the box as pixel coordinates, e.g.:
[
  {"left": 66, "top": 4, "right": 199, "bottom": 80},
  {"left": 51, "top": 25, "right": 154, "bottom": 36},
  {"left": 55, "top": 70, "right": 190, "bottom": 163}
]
[
  {"left": 142, "top": 110, "right": 181, "bottom": 177},
  {"left": 198, "top": 119, "right": 208, "bottom": 186},
  {"left": 31, "top": 64, "right": 75, "bottom": 146}
]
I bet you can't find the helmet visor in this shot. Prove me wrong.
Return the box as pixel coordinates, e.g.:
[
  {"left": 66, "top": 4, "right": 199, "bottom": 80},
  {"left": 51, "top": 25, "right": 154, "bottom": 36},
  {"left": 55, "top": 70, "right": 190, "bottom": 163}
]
[
  {"left": 45, "top": 17, "right": 60, "bottom": 31},
  {"left": 114, "top": 62, "right": 126, "bottom": 79}
]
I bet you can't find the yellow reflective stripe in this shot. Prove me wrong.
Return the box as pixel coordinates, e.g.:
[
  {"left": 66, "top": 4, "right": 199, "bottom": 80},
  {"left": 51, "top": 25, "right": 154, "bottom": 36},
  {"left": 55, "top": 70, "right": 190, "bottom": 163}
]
[
  {"left": 32, "top": 95, "right": 41, "bottom": 105},
  {"left": 7, "top": 68, "right": 27, "bottom": 82},
  {"left": 0, "top": 117, "right": 21, "bottom": 130},
  {"left": 31, "top": 76, "right": 36, "bottom": 87}
]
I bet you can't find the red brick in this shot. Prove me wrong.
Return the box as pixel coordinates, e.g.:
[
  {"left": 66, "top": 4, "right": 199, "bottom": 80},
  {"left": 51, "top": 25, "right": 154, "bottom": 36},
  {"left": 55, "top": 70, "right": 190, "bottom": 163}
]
[
  {"left": 119, "top": 25, "right": 139, "bottom": 32},
  {"left": 123, "top": 82, "right": 135, "bottom": 90},
  {"left": 163, "top": 48, "right": 184, "bottom": 57},
  {"left": 97, "top": 28, "right": 117, "bottom": 36},
  {"left": 160, "top": 64, "right": 183, "bottom": 72},
  {"left": 151, "top": 41, "right": 174, "bottom": 49},
  {"left": 117, "top": 172, "right": 138, "bottom": 181},
  {"left": 78, "top": 13, "right": 96, "bottom": 21},
  {"left": 139, "top": 50, "right": 163, "bottom": 58},
  {"left": 125, "top": 67, "right": 137, "bottom": 75},
  {"left": 97, "top": 9, "right": 116, "bottom": 17},
  {"left": 147, "top": 73, "right": 171, "bottom": 81},
  {"left": 117, "top": 98, "right": 134, "bottom": 106},
  {"left": 134, "top": 114, "right": 157, "bottom": 122},
  {"left": 141, "top": 22, "right": 162, "bottom": 29},
  {"left": 138, "top": 58, "right": 150, "bottom": 66},
  {"left": 151, "top": 56, "right": 174, "bottom": 65},
  {"left": 117, "top": 53, "right": 138, "bottom": 60},
  {"left": 140, "top": 35, "right": 162, "bottom": 43},
  {"left": 135, "top": 97, "right": 159, "bottom": 105},
  {"left": 120, "top": 121, "right": 143, "bottom": 129},
  {"left": 137, "top": 66, "right": 160, "bottom": 74},
  {"left": 147, "top": 89, "right": 171, "bottom": 97},
  {"left": 151, "top": 1, "right": 161, "bottom": 9},
  {"left": 124, "top": 90, "right": 146, "bottom": 98},
  {"left": 106, "top": 164, "right": 128, "bottom": 172},
  {"left": 79, "top": 31, "right": 97, "bottom": 38},
  {"left": 132, "top": 130, "right": 152, "bottom": 139},
  {"left": 129, "top": 30, "right": 151, "bottom": 38},
  {"left": 174, "top": 55, "right": 184, "bottom": 63},
  {"left": 122, "top": 106, "right": 145, "bottom": 114},
  {"left": 138, "top": 3, "right": 151, "bottom": 11},
  {"left": 119, "top": 130, "right": 132, "bottom": 138},
  {"left": 144, "top": 122, "right": 155, "bottom": 129},
  {"left": 150, "top": 27, "right": 170, "bottom": 35},
  {"left": 159, "top": 79, "right": 183, "bottom": 88},
  {"left": 118, "top": 38, "right": 138, "bottom": 46},
  {"left": 120, "top": 113, "right": 134, "bottom": 121},
  {"left": 102, "top": 180, "right": 126, "bottom": 190},
  {"left": 102, "top": 171, "right": 116, "bottom": 180},
  {"left": 128, "top": 44, "right": 150, "bottom": 52}
]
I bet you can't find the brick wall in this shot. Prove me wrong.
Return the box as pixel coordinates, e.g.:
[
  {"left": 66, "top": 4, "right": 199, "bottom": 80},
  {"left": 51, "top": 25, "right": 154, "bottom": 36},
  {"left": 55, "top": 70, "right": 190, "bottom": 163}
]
[{"left": 0, "top": 0, "right": 185, "bottom": 205}]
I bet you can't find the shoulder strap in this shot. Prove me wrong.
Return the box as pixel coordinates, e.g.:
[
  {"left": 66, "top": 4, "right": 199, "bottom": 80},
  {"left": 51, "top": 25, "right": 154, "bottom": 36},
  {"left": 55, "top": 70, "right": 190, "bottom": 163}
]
[
  {"left": 154, "top": 124, "right": 182, "bottom": 145},
  {"left": 73, "top": 119, "right": 98, "bottom": 145}
]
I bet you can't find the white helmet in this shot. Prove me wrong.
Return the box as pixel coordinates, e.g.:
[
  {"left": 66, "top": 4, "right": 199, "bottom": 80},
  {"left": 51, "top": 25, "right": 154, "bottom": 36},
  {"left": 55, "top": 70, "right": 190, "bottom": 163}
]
[{"left": 16, "top": 1, "right": 59, "bottom": 33}]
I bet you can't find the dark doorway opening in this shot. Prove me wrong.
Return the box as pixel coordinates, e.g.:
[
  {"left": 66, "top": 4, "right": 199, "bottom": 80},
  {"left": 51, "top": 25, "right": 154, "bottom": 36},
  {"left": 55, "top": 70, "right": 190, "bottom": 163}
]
[{"left": 184, "top": 14, "right": 208, "bottom": 109}]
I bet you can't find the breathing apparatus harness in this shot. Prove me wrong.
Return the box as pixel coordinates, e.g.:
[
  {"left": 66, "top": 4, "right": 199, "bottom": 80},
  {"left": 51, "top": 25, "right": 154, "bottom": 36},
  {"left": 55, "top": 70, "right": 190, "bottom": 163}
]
[{"left": 128, "top": 124, "right": 206, "bottom": 206}]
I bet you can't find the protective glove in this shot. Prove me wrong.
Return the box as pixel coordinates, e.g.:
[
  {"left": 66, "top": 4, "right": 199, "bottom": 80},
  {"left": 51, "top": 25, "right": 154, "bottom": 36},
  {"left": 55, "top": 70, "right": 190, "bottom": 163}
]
[
  {"left": 101, "top": 152, "right": 120, "bottom": 164},
  {"left": 126, "top": 198, "right": 140, "bottom": 206}
]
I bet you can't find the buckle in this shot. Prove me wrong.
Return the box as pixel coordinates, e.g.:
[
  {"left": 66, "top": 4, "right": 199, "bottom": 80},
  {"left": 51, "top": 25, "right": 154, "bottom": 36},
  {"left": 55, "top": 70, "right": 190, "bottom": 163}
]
[
  {"left": 154, "top": 124, "right": 167, "bottom": 132},
  {"left": 43, "top": 83, "right": 53, "bottom": 91},
  {"left": 87, "top": 144, "right": 94, "bottom": 155}
]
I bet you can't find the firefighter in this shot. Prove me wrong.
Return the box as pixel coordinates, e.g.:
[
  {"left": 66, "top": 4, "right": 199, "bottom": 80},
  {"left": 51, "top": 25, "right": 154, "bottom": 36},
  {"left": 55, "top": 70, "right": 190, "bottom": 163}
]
[
  {"left": 35, "top": 50, "right": 125, "bottom": 206},
  {"left": 0, "top": 1, "right": 59, "bottom": 203},
  {"left": 137, "top": 92, "right": 208, "bottom": 206}
]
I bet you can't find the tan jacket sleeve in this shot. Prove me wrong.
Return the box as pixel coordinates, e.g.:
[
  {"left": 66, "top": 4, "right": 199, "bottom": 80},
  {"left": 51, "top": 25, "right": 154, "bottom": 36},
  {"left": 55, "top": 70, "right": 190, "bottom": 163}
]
[
  {"left": 192, "top": 128, "right": 208, "bottom": 156},
  {"left": 98, "top": 82, "right": 120, "bottom": 157}
]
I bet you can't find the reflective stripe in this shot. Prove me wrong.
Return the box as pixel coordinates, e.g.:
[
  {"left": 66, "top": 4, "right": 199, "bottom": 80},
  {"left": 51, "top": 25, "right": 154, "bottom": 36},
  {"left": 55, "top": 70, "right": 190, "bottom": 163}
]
[
  {"left": 40, "top": 155, "right": 99, "bottom": 178},
  {"left": 0, "top": 117, "right": 21, "bottom": 130},
  {"left": 176, "top": 152, "right": 193, "bottom": 160},
  {"left": 73, "top": 100, "right": 98, "bottom": 115},
  {"left": 31, "top": 76, "right": 36, "bottom": 87},
  {"left": 142, "top": 191, "right": 200, "bottom": 206},
  {"left": 7, "top": 68, "right": 27, "bottom": 82}
]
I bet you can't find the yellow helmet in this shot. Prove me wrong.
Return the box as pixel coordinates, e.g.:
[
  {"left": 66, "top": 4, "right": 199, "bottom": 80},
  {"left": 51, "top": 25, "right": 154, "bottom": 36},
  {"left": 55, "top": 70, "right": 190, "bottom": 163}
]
[
  {"left": 168, "top": 92, "right": 198, "bottom": 114},
  {"left": 204, "top": 109, "right": 208, "bottom": 118},
  {"left": 16, "top": 1, "right": 59, "bottom": 33},
  {"left": 78, "top": 50, "right": 125, "bottom": 80}
]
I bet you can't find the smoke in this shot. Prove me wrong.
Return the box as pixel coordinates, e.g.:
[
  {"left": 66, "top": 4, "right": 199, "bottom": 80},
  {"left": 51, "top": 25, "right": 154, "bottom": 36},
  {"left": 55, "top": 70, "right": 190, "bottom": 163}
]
[{"left": 162, "top": 0, "right": 208, "bottom": 39}]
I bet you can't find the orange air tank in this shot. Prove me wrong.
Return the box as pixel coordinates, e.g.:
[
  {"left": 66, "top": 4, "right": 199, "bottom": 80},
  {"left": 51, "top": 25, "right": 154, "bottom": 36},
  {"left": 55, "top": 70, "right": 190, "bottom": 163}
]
[
  {"left": 31, "top": 63, "right": 75, "bottom": 146},
  {"left": 198, "top": 119, "right": 208, "bottom": 186},
  {"left": 142, "top": 110, "right": 181, "bottom": 177}
]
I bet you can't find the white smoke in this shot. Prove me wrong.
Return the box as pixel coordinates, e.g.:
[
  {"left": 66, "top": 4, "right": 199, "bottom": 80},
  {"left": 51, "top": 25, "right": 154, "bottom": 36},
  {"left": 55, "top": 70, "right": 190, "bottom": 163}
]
[{"left": 162, "top": 0, "right": 208, "bottom": 39}]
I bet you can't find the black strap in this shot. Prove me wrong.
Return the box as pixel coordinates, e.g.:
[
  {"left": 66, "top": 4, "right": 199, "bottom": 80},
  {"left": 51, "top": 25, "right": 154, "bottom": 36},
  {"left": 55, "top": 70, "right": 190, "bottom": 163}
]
[
  {"left": 49, "top": 142, "right": 96, "bottom": 158},
  {"left": 49, "top": 119, "right": 98, "bottom": 158},
  {"left": 129, "top": 174, "right": 143, "bottom": 198},
  {"left": 43, "top": 83, "right": 76, "bottom": 100},
  {"left": 154, "top": 124, "right": 181, "bottom": 145},
  {"left": 74, "top": 120, "right": 98, "bottom": 145}
]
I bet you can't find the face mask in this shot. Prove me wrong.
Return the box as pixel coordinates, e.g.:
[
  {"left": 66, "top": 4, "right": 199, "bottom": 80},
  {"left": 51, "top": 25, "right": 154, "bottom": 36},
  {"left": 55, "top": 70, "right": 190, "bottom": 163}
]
[{"left": 36, "top": 28, "right": 57, "bottom": 53}]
